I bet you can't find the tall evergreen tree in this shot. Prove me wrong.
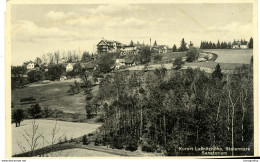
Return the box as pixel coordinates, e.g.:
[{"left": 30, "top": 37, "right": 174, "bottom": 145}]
[
  {"left": 212, "top": 63, "right": 223, "bottom": 80},
  {"left": 154, "top": 40, "right": 157, "bottom": 46},
  {"left": 217, "top": 40, "right": 220, "bottom": 49},
  {"left": 130, "top": 40, "right": 134, "bottom": 46},
  {"left": 178, "top": 38, "right": 188, "bottom": 51},
  {"left": 248, "top": 37, "right": 253, "bottom": 49},
  {"left": 172, "top": 44, "right": 177, "bottom": 52}
]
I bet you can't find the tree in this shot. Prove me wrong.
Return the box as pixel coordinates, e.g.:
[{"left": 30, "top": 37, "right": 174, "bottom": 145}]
[
  {"left": 46, "top": 64, "right": 65, "bottom": 81},
  {"left": 186, "top": 47, "right": 198, "bottom": 62},
  {"left": 81, "top": 51, "right": 91, "bottom": 62},
  {"left": 82, "top": 135, "right": 89, "bottom": 145},
  {"left": 248, "top": 37, "right": 253, "bottom": 49},
  {"left": 217, "top": 40, "right": 221, "bottom": 49},
  {"left": 97, "top": 53, "right": 115, "bottom": 73},
  {"left": 35, "top": 57, "right": 42, "bottom": 66},
  {"left": 54, "top": 51, "right": 60, "bottom": 64},
  {"left": 137, "top": 45, "right": 152, "bottom": 64},
  {"left": 212, "top": 63, "right": 223, "bottom": 80},
  {"left": 129, "top": 40, "right": 134, "bottom": 46},
  {"left": 11, "top": 66, "right": 28, "bottom": 90},
  {"left": 189, "top": 41, "right": 193, "bottom": 48},
  {"left": 27, "top": 70, "right": 44, "bottom": 83},
  {"left": 28, "top": 104, "right": 42, "bottom": 118},
  {"left": 178, "top": 38, "right": 188, "bottom": 51},
  {"left": 173, "top": 57, "right": 184, "bottom": 70},
  {"left": 12, "top": 109, "right": 24, "bottom": 127},
  {"left": 153, "top": 40, "right": 157, "bottom": 46},
  {"left": 172, "top": 44, "right": 177, "bottom": 52}
]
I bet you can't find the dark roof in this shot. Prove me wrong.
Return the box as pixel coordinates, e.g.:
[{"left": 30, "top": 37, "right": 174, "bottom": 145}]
[{"left": 97, "top": 39, "right": 126, "bottom": 47}]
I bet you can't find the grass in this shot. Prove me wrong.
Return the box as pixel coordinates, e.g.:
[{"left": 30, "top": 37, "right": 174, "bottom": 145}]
[
  {"left": 161, "top": 52, "right": 186, "bottom": 59},
  {"left": 12, "top": 81, "right": 87, "bottom": 114},
  {"left": 185, "top": 61, "right": 247, "bottom": 70}
]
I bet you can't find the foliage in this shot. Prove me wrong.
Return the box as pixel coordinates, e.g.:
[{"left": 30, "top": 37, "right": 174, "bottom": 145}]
[
  {"left": 200, "top": 40, "right": 232, "bottom": 49},
  {"left": 82, "top": 135, "right": 89, "bottom": 145},
  {"left": 178, "top": 38, "right": 188, "bottom": 51},
  {"left": 43, "top": 105, "right": 52, "bottom": 118},
  {"left": 212, "top": 63, "right": 223, "bottom": 80},
  {"left": 173, "top": 57, "right": 184, "bottom": 70},
  {"left": 46, "top": 64, "right": 66, "bottom": 81},
  {"left": 11, "top": 66, "right": 28, "bottom": 90},
  {"left": 248, "top": 37, "right": 253, "bottom": 49},
  {"left": 27, "top": 70, "right": 44, "bottom": 83},
  {"left": 27, "top": 103, "right": 42, "bottom": 118},
  {"left": 136, "top": 45, "right": 152, "bottom": 64},
  {"left": 67, "top": 81, "right": 81, "bottom": 95},
  {"left": 172, "top": 44, "right": 177, "bottom": 52},
  {"left": 81, "top": 51, "right": 91, "bottom": 62},
  {"left": 154, "top": 54, "right": 162, "bottom": 62},
  {"left": 20, "top": 97, "right": 36, "bottom": 103},
  {"left": 93, "top": 64, "right": 253, "bottom": 156},
  {"left": 186, "top": 47, "right": 199, "bottom": 62},
  {"left": 12, "top": 109, "right": 24, "bottom": 127},
  {"left": 129, "top": 40, "right": 134, "bottom": 46},
  {"left": 97, "top": 53, "right": 116, "bottom": 73}
]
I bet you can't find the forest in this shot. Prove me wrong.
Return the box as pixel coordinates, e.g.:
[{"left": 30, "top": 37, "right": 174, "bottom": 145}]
[{"left": 91, "top": 62, "right": 254, "bottom": 156}]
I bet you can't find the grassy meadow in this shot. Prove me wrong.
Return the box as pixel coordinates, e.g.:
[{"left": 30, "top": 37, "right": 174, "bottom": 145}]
[{"left": 12, "top": 81, "right": 87, "bottom": 114}]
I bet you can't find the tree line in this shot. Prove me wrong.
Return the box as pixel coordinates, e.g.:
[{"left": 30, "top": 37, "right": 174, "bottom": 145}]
[{"left": 91, "top": 61, "right": 253, "bottom": 156}]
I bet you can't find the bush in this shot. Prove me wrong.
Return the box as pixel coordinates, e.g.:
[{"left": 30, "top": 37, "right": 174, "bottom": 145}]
[
  {"left": 82, "top": 135, "right": 89, "bottom": 145},
  {"left": 20, "top": 97, "right": 36, "bottom": 103},
  {"left": 186, "top": 47, "right": 199, "bottom": 62},
  {"left": 173, "top": 57, "right": 184, "bottom": 70},
  {"left": 43, "top": 105, "right": 52, "bottom": 118},
  {"left": 27, "top": 70, "right": 44, "bottom": 83},
  {"left": 154, "top": 54, "right": 162, "bottom": 62},
  {"left": 111, "top": 136, "right": 124, "bottom": 149},
  {"left": 27, "top": 103, "right": 42, "bottom": 118},
  {"left": 125, "top": 142, "right": 138, "bottom": 152},
  {"left": 141, "top": 145, "right": 155, "bottom": 152},
  {"left": 12, "top": 109, "right": 24, "bottom": 127}
]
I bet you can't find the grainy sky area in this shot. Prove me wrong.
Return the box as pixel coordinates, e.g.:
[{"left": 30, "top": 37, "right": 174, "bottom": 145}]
[{"left": 11, "top": 3, "right": 253, "bottom": 65}]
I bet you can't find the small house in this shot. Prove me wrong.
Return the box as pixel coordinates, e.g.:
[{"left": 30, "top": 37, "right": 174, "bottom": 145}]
[
  {"left": 115, "top": 59, "right": 125, "bottom": 69},
  {"left": 26, "top": 61, "right": 35, "bottom": 70},
  {"left": 66, "top": 63, "right": 74, "bottom": 72},
  {"left": 60, "top": 76, "right": 67, "bottom": 81}
]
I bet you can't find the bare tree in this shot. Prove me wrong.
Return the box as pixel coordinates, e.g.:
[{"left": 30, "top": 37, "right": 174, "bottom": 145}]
[{"left": 17, "top": 120, "right": 43, "bottom": 156}]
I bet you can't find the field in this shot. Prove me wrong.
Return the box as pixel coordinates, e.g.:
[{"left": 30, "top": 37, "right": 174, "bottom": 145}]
[
  {"left": 161, "top": 51, "right": 186, "bottom": 59},
  {"left": 45, "top": 148, "right": 121, "bottom": 157},
  {"left": 203, "top": 49, "right": 253, "bottom": 64},
  {"left": 185, "top": 61, "right": 247, "bottom": 70},
  {"left": 12, "top": 119, "right": 101, "bottom": 155},
  {"left": 12, "top": 79, "right": 89, "bottom": 114}
]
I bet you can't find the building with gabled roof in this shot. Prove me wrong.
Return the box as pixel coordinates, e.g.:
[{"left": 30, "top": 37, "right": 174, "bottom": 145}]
[{"left": 97, "top": 39, "right": 126, "bottom": 54}]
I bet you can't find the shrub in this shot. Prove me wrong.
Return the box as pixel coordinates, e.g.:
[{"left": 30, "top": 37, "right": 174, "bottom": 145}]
[
  {"left": 125, "top": 142, "right": 138, "bottom": 152},
  {"left": 154, "top": 54, "right": 162, "bottom": 62},
  {"left": 27, "top": 103, "right": 42, "bottom": 118},
  {"left": 186, "top": 47, "right": 199, "bottom": 62},
  {"left": 20, "top": 97, "right": 36, "bottom": 103},
  {"left": 141, "top": 145, "right": 155, "bottom": 152},
  {"left": 82, "top": 135, "right": 89, "bottom": 145},
  {"left": 43, "top": 105, "right": 52, "bottom": 118},
  {"left": 12, "top": 109, "right": 24, "bottom": 127},
  {"left": 173, "top": 57, "right": 184, "bottom": 70},
  {"left": 111, "top": 136, "right": 124, "bottom": 149}
]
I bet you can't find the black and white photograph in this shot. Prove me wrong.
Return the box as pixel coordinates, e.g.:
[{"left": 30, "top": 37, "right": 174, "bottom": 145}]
[{"left": 7, "top": 0, "right": 257, "bottom": 158}]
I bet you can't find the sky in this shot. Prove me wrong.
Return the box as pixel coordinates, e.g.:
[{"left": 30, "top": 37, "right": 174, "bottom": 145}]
[{"left": 11, "top": 3, "right": 253, "bottom": 66}]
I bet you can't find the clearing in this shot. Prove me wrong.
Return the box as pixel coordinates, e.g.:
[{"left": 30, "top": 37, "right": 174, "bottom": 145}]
[{"left": 12, "top": 119, "right": 101, "bottom": 155}]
